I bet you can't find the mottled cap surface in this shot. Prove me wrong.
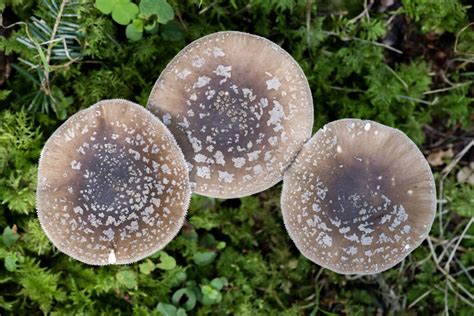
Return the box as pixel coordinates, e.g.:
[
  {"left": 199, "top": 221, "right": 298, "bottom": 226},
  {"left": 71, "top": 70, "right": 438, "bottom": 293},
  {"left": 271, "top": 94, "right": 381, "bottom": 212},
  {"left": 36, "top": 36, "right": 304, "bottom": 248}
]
[
  {"left": 147, "top": 31, "right": 313, "bottom": 198},
  {"left": 36, "top": 99, "right": 190, "bottom": 265},
  {"left": 281, "top": 119, "right": 436, "bottom": 274}
]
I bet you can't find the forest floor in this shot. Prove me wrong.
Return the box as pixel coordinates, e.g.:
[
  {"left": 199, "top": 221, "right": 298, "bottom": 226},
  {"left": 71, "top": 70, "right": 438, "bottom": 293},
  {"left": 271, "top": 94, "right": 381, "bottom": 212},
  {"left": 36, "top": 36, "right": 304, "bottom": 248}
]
[{"left": 0, "top": 0, "right": 473, "bottom": 315}]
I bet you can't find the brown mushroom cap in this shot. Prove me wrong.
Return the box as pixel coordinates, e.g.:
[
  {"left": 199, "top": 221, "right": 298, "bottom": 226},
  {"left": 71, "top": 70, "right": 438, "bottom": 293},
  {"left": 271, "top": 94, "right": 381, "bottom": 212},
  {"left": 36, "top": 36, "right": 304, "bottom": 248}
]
[
  {"left": 36, "top": 99, "right": 190, "bottom": 265},
  {"left": 147, "top": 31, "right": 313, "bottom": 198},
  {"left": 281, "top": 119, "right": 436, "bottom": 274}
]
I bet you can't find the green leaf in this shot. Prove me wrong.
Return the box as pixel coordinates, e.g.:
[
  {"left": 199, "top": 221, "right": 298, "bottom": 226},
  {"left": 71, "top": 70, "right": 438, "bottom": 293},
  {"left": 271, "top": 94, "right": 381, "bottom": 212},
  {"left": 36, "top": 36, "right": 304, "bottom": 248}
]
[
  {"left": 201, "top": 233, "right": 216, "bottom": 247},
  {"left": 169, "top": 270, "right": 187, "bottom": 288},
  {"left": 139, "top": 0, "right": 158, "bottom": 16},
  {"left": 157, "top": 251, "right": 176, "bottom": 270},
  {"left": 150, "top": 250, "right": 161, "bottom": 259},
  {"left": 116, "top": 270, "right": 137, "bottom": 289},
  {"left": 156, "top": 303, "right": 186, "bottom": 316},
  {"left": 192, "top": 251, "right": 216, "bottom": 266},
  {"left": 201, "top": 285, "right": 222, "bottom": 305},
  {"left": 10, "top": 64, "right": 40, "bottom": 85},
  {"left": 96, "top": 0, "right": 139, "bottom": 25},
  {"left": 4, "top": 255, "right": 17, "bottom": 272},
  {"left": 156, "top": 0, "right": 174, "bottom": 24},
  {"left": 3, "top": 226, "right": 20, "bottom": 247},
  {"left": 50, "top": 85, "right": 73, "bottom": 120},
  {"left": 95, "top": 0, "right": 114, "bottom": 14},
  {"left": 140, "top": 0, "right": 174, "bottom": 24},
  {"left": 126, "top": 19, "right": 144, "bottom": 41},
  {"left": 156, "top": 303, "right": 176, "bottom": 316},
  {"left": 210, "top": 277, "right": 228, "bottom": 291},
  {"left": 144, "top": 20, "right": 159, "bottom": 33},
  {"left": 139, "top": 259, "right": 155, "bottom": 274},
  {"left": 112, "top": 2, "right": 139, "bottom": 25},
  {"left": 172, "top": 288, "right": 196, "bottom": 311},
  {"left": 216, "top": 241, "right": 226, "bottom": 250}
]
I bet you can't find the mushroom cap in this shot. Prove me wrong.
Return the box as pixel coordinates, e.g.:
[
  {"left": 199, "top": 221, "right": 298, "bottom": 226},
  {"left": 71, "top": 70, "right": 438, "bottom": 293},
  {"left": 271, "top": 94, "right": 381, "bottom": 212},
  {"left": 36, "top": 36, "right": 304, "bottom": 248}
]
[
  {"left": 281, "top": 119, "right": 436, "bottom": 274},
  {"left": 36, "top": 99, "right": 191, "bottom": 265},
  {"left": 147, "top": 31, "right": 313, "bottom": 198}
]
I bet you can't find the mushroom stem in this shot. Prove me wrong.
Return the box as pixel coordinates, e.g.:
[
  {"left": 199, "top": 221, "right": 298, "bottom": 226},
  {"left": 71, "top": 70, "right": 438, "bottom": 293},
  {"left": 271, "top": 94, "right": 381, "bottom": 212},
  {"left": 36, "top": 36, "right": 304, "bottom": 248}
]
[{"left": 108, "top": 249, "right": 117, "bottom": 264}]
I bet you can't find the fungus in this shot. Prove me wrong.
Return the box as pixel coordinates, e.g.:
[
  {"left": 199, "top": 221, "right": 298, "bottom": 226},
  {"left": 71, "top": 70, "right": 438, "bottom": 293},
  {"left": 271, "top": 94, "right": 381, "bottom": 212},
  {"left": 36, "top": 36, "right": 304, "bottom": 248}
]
[
  {"left": 281, "top": 119, "right": 436, "bottom": 274},
  {"left": 36, "top": 99, "right": 190, "bottom": 265},
  {"left": 147, "top": 31, "right": 313, "bottom": 198}
]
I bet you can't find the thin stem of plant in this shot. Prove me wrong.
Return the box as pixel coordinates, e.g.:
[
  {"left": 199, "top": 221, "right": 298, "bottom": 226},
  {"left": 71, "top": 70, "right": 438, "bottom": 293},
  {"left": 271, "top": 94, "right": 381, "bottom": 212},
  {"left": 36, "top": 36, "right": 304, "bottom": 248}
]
[
  {"left": 444, "top": 218, "right": 473, "bottom": 272},
  {"left": 175, "top": 10, "right": 188, "bottom": 32},
  {"left": 435, "top": 141, "right": 473, "bottom": 240},
  {"left": 199, "top": 0, "right": 218, "bottom": 14},
  {"left": 430, "top": 235, "right": 469, "bottom": 253},
  {"left": 454, "top": 22, "right": 474, "bottom": 56},
  {"left": 423, "top": 82, "right": 471, "bottom": 95},
  {"left": 408, "top": 290, "right": 432, "bottom": 309},
  {"left": 428, "top": 235, "right": 474, "bottom": 302},
  {"left": 397, "top": 95, "right": 437, "bottom": 105},
  {"left": 350, "top": 0, "right": 371, "bottom": 23},
  {"left": 454, "top": 258, "right": 474, "bottom": 284},
  {"left": 42, "top": 0, "right": 68, "bottom": 95},
  {"left": 322, "top": 30, "right": 403, "bottom": 54},
  {"left": 441, "top": 140, "right": 474, "bottom": 179},
  {"left": 444, "top": 282, "right": 449, "bottom": 316},
  {"left": 386, "top": 64, "right": 409, "bottom": 91}
]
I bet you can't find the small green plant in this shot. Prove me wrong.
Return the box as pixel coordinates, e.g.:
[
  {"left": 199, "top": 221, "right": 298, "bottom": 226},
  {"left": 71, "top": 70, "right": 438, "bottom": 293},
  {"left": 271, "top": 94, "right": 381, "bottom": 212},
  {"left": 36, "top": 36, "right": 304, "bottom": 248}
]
[
  {"left": 402, "top": 0, "right": 469, "bottom": 33},
  {"left": 95, "top": 0, "right": 174, "bottom": 41},
  {"left": 0, "top": 110, "right": 42, "bottom": 214},
  {"left": 9, "top": 0, "right": 81, "bottom": 119}
]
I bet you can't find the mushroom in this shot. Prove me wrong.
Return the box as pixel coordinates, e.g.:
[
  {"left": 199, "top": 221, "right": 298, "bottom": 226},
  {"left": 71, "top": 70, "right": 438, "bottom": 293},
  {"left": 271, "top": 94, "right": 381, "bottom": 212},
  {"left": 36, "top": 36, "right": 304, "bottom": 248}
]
[
  {"left": 36, "top": 99, "right": 191, "bottom": 265},
  {"left": 281, "top": 119, "right": 436, "bottom": 274},
  {"left": 147, "top": 31, "right": 313, "bottom": 198}
]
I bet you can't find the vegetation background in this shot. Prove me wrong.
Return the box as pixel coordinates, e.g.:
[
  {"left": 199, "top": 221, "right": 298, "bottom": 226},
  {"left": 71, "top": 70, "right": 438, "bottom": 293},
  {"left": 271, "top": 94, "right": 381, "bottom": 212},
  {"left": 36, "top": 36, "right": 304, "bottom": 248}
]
[{"left": 0, "top": 0, "right": 473, "bottom": 314}]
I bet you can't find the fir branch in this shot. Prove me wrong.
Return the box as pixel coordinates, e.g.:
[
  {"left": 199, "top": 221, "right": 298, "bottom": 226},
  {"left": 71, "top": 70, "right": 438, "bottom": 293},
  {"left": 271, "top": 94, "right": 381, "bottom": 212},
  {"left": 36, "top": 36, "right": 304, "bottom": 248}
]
[
  {"left": 322, "top": 30, "right": 403, "bottom": 54},
  {"left": 42, "top": 0, "right": 67, "bottom": 95}
]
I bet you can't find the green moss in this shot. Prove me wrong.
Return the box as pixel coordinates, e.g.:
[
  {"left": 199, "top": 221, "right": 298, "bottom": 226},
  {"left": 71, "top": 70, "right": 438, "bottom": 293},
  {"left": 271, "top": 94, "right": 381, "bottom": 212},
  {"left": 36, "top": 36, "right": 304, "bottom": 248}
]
[{"left": 0, "top": 0, "right": 472, "bottom": 314}]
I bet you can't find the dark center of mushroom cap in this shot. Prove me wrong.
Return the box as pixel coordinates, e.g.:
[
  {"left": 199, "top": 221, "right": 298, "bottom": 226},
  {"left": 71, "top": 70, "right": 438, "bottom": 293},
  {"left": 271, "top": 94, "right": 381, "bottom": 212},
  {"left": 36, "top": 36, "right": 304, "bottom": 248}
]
[
  {"left": 281, "top": 119, "right": 436, "bottom": 274},
  {"left": 324, "top": 157, "right": 397, "bottom": 223},
  {"left": 74, "top": 136, "right": 164, "bottom": 227},
  {"left": 185, "top": 77, "right": 267, "bottom": 146},
  {"left": 148, "top": 31, "right": 313, "bottom": 198}
]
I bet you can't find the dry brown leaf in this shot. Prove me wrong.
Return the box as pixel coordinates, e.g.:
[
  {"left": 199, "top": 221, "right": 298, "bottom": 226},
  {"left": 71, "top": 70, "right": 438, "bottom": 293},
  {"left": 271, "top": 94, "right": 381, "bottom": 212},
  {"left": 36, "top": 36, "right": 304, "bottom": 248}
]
[
  {"left": 457, "top": 164, "right": 474, "bottom": 185},
  {"left": 427, "top": 148, "right": 454, "bottom": 166}
]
